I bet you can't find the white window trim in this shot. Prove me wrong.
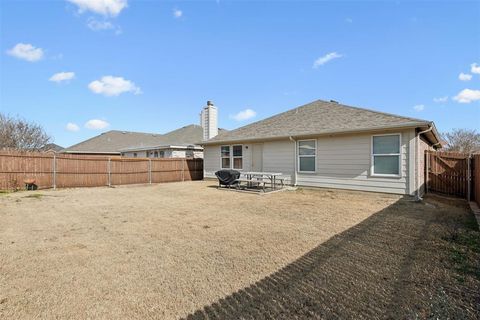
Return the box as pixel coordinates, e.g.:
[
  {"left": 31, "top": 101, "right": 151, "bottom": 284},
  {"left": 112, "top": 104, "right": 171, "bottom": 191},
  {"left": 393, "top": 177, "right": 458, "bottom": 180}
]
[
  {"left": 232, "top": 145, "right": 243, "bottom": 170},
  {"left": 371, "top": 133, "right": 402, "bottom": 178},
  {"left": 220, "top": 145, "right": 231, "bottom": 169},
  {"left": 220, "top": 145, "right": 244, "bottom": 170},
  {"left": 297, "top": 139, "right": 317, "bottom": 173}
]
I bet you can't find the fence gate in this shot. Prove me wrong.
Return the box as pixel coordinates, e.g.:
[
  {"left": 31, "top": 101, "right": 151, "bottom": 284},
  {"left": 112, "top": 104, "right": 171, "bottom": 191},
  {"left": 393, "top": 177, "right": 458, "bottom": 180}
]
[{"left": 426, "top": 151, "right": 470, "bottom": 198}]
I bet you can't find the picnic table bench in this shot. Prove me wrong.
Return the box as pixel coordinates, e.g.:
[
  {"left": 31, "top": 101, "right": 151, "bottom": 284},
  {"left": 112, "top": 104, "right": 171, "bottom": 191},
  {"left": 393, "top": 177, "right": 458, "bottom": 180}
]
[
  {"left": 235, "top": 178, "right": 266, "bottom": 191},
  {"left": 241, "top": 172, "right": 284, "bottom": 190}
]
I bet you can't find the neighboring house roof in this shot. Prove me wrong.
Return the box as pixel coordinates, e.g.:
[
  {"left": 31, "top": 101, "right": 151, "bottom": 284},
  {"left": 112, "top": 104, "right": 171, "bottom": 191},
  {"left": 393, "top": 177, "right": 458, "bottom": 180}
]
[
  {"left": 41, "top": 143, "right": 64, "bottom": 152},
  {"left": 63, "top": 124, "right": 227, "bottom": 154},
  {"left": 203, "top": 99, "right": 440, "bottom": 145}
]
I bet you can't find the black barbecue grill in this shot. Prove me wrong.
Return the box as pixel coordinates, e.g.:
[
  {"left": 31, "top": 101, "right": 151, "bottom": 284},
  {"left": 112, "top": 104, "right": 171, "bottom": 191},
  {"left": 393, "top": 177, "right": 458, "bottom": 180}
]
[{"left": 215, "top": 170, "right": 241, "bottom": 188}]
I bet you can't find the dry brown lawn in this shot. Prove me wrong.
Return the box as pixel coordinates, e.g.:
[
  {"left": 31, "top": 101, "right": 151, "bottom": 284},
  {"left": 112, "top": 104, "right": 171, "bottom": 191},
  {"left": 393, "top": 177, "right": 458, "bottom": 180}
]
[{"left": 0, "top": 181, "right": 479, "bottom": 319}]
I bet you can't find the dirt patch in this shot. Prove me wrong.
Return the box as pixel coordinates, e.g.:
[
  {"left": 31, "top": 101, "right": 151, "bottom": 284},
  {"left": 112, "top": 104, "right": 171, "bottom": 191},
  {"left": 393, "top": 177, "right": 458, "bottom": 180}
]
[{"left": 0, "top": 181, "right": 478, "bottom": 319}]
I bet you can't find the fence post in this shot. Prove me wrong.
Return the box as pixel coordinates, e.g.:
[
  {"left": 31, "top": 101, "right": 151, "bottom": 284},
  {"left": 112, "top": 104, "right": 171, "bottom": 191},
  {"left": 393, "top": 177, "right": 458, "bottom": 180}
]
[
  {"left": 53, "top": 153, "right": 56, "bottom": 190},
  {"left": 149, "top": 159, "right": 152, "bottom": 184},
  {"left": 426, "top": 151, "right": 429, "bottom": 194},
  {"left": 467, "top": 155, "right": 471, "bottom": 202},
  {"left": 108, "top": 158, "right": 111, "bottom": 187},
  {"left": 182, "top": 159, "right": 185, "bottom": 182}
]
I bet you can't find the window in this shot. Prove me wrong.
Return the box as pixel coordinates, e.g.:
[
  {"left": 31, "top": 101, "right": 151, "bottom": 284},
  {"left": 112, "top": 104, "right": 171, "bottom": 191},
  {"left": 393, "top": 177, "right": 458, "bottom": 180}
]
[
  {"left": 220, "top": 145, "right": 243, "bottom": 169},
  {"left": 298, "top": 140, "right": 316, "bottom": 172},
  {"left": 232, "top": 145, "right": 243, "bottom": 169},
  {"left": 221, "top": 146, "right": 230, "bottom": 169},
  {"left": 372, "top": 134, "right": 401, "bottom": 176},
  {"left": 133, "top": 153, "right": 137, "bottom": 158},
  {"left": 159, "top": 151, "right": 165, "bottom": 158},
  {"left": 154, "top": 151, "right": 158, "bottom": 158}
]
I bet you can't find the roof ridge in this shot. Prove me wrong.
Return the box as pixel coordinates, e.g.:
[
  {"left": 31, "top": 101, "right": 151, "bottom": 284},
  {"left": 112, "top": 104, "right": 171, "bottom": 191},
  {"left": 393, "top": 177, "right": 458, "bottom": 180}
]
[
  {"left": 316, "top": 99, "right": 430, "bottom": 124},
  {"left": 210, "top": 102, "right": 309, "bottom": 140},
  {"left": 110, "top": 129, "right": 163, "bottom": 135}
]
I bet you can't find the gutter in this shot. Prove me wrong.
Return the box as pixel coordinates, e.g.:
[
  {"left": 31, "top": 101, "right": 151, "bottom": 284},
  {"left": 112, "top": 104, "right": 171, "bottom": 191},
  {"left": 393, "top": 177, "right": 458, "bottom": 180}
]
[
  {"left": 415, "top": 126, "right": 434, "bottom": 201},
  {"left": 289, "top": 136, "right": 298, "bottom": 186}
]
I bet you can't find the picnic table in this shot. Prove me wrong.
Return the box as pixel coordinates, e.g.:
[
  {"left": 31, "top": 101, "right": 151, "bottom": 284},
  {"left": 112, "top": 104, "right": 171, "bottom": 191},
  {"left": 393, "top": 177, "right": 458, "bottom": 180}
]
[{"left": 240, "top": 172, "right": 283, "bottom": 190}]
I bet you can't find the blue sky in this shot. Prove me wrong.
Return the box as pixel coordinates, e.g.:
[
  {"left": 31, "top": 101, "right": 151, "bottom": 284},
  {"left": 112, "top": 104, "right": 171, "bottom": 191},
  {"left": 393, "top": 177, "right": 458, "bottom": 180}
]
[{"left": 1, "top": 0, "right": 479, "bottom": 148}]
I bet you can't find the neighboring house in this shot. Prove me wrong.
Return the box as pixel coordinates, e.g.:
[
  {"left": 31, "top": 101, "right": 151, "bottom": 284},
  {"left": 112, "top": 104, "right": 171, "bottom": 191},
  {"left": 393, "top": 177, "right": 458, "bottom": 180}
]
[
  {"left": 202, "top": 99, "right": 441, "bottom": 197},
  {"left": 120, "top": 145, "right": 203, "bottom": 159},
  {"left": 41, "top": 143, "right": 64, "bottom": 153},
  {"left": 63, "top": 101, "right": 225, "bottom": 158},
  {"left": 120, "top": 125, "right": 211, "bottom": 158},
  {"left": 62, "top": 130, "right": 166, "bottom": 156}
]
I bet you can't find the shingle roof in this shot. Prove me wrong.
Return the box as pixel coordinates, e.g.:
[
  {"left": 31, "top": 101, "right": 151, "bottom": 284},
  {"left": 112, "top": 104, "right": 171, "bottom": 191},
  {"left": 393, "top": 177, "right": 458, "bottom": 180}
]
[
  {"left": 63, "top": 130, "right": 166, "bottom": 154},
  {"left": 63, "top": 124, "right": 226, "bottom": 154},
  {"left": 41, "top": 143, "right": 64, "bottom": 152},
  {"left": 204, "top": 99, "right": 435, "bottom": 144}
]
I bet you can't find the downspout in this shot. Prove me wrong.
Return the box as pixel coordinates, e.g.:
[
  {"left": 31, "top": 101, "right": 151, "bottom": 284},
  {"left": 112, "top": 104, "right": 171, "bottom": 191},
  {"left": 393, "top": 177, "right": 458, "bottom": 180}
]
[
  {"left": 415, "top": 126, "right": 433, "bottom": 201},
  {"left": 289, "top": 136, "right": 297, "bottom": 186}
]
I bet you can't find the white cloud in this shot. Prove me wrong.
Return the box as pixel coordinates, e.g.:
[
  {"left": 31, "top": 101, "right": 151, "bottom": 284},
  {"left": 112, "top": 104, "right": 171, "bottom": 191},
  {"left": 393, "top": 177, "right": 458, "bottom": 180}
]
[
  {"left": 433, "top": 96, "right": 448, "bottom": 103},
  {"left": 88, "top": 76, "right": 141, "bottom": 96},
  {"left": 453, "top": 88, "right": 480, "bottom": 103},
  {"left": 49, "top": 72, "right": 75, "bottom": 83},
  {"left": 86, "top": 17, "right": 122, "bottom": 34},
  {"left": 471, "top": 63, "right": 480, "bottom": 75},
  {"left": 230, "top": 109, "right": 257, "bottom": 121},
  {"left": 66, "top": 122, "right": 80, "bottom": 132},
  {"left": 85, "top": 119, "right": 110, "bottom": 130},
  {"left": 413, "top": 104, "right": 425, "bottom": 112},
  {"left": 313, "top": 52, "right": 343, "bottom": 68},
  {"left": 67, "top": 0, "right": 128, "bottom": 17},
  {"left": 173, "top": 9, "right": 183, "bottom": 18},
  {"left": 6, "top": 43, "right": 44, "bottom": 62},
  {"left": 459, "top": 72, "right": 472, "bottom": 81}
]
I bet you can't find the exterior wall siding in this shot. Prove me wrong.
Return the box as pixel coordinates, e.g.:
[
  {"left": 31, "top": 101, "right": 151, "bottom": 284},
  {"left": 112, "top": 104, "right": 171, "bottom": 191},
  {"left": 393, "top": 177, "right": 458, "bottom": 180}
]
[
  {"left": 262, "top": 140, "right": 294, "bottom": 183},
  {"left": 296, "top": 130, "right": 412, "bottom": 194},
  {"left": 203, "top": 129, "right": 417, "bottom": 195}
]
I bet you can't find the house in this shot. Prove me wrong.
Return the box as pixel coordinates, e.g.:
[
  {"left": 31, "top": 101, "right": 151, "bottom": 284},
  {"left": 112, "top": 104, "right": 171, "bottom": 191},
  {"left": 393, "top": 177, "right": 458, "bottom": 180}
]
[
  {"left": 202, "top": 99, "right": 441, "bottom": 197},
  {"left": 41, "top": 143, "right": 64, "bottom": 153},
  {"left": 120, "top": 125, "right": 208, "bottom": 158},
  {"left": 63, "top": 101, "right": 224, "bottom": 158},
  {"left": 62, "top": 130, "right": 167, "bottom": 156}
]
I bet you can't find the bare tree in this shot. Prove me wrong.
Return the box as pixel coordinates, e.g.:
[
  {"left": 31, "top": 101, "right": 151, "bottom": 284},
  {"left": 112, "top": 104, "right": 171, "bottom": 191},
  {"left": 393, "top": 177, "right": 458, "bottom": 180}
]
[
  {"left": 0, "top": 113, "right": 51, "bottom": 151},
  {"left": 443, "top": 128, "right": 480, "bottom": 153}
]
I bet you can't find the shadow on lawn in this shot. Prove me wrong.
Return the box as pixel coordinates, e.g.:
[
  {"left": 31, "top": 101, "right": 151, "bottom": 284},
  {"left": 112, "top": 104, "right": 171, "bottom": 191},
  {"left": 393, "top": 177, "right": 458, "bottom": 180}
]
[{"left": 184, "top": 196, "right": 480, "bottom": 320}]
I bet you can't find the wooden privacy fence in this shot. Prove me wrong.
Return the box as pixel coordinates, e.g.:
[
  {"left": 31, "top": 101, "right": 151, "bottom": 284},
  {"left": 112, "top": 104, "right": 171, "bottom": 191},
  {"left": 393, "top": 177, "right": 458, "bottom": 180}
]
[
  {"left": 473, "top": 154, "right": 480, "bottom": 207},
  {"left": 426, "top": 151, "right": 470, "bottom": 198},
  {"left": 426, "top": 151, "right": 480, "bottom": 206},
  {"left": 0, "top": 151, "right": 203, "bottom": 191}
]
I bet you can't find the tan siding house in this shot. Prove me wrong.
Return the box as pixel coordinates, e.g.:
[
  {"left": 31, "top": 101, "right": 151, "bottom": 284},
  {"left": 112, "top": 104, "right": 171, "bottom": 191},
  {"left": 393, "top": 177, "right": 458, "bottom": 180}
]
[{"left": 202, "top": 100, "right": 441, "bottom": 196}]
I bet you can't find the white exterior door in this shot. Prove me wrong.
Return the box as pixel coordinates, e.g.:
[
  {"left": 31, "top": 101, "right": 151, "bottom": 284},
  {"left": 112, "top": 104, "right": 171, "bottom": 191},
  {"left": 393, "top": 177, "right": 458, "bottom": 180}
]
[{"left": 251, "top": 143, "right": 263, "bottom": 172}]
